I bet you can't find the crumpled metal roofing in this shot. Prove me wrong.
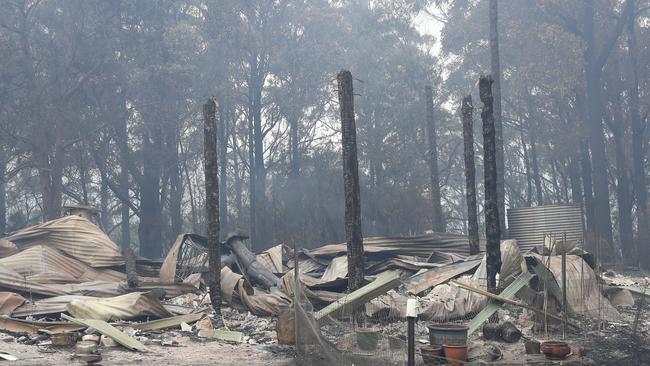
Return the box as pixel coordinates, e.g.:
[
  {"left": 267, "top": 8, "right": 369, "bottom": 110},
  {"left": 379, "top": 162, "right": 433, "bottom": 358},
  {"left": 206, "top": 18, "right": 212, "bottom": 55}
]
[
  {"left": 308, "top": 233, "right": 486, "bottom": 258},
  {"left": 0, "top": 245, "right": 127, "bottom": 284},
  {"left": 66, "top": 291, "right": 173, "bottom": 321},
  {"left": 4, "top": 216, "right": 124, "bottom": 268}
]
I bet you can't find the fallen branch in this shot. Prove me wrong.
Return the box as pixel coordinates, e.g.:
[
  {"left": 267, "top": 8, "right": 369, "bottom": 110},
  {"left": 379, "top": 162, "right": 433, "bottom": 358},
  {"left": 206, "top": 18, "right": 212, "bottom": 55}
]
[{"left": 452, "top": 278, "right": 580, "bottom": 331}]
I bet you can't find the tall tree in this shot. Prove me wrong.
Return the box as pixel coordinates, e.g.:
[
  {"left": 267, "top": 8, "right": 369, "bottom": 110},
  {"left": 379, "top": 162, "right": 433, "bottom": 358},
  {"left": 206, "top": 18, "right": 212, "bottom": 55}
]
[
  {"left": 627, "top": 0, "right": 648, "bottom": 264},
  {"left": 480, "top": 76, "right": 501, "bottom": 293},
  {"left": 489, "top": 0, "right": 506, "bottom": 234},
  {"left": 582, "top": 0, "right": 632, "bottom": 247},
  {"left": 338, "top": 70, "right": 364, "bottom": 295},
  {"left": 425, "top": 86, "right": 445, "bottom": 232},
  {"left": 203, "top": 98, "right": 223, "bottom": 326},
  {"left": 461, "top": 95, "right": 480, "bottom": 255}
]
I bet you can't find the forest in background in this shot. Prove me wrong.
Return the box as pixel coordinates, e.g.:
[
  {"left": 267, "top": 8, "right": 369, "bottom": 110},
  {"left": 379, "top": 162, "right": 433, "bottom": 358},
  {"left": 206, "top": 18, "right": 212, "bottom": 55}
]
[{"left": 0, "top": 0, "right": 649, "bottom": 265}]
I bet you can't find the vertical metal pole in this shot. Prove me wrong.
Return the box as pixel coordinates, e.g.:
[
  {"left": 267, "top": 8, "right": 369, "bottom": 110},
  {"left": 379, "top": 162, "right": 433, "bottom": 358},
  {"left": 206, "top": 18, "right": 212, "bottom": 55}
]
[
  {"left": 562, "top": 234, "right": 567, "bottom": 339},
  {"left": 406, "top": 299, "right": 417, "bottom": 366},
  {"left": 407, "top": 318, "right": 415, "bottom": 366}
]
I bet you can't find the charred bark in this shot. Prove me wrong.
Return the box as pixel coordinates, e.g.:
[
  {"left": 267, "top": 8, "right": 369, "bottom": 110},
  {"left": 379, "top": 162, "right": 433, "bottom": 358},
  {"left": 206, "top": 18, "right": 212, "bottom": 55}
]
[
  {"left": 425, "top": 86, "right": 445, "bottom": 233},
  {"left": 609, "top": 96, "right": 634, "bottom": 259},
  {"left": 461, "top": 95, "right": 480, "bottom": 255},
  {"left": 337, "top": 70, "right": 365, "bottom": 295},
  {"left": 0, "top": 150, "right": 6, "bottom": 235},
  {"left": 168, "top": 130, "right": 182, "bottom": 240},
  {"left": 480, "top": 76, "right": 502, "bottom": 293},
  {"left": 203, "top": 98, "right": 222, "bottom": 324},
  {"left": 218, "top": 98, "right": 229, "bottom": 233},
  {"left": 489, "top": 0, "right": 506, "bottom": 235},
  {"left": 138, "top": 129, "right": 164, "bottom": 258}
]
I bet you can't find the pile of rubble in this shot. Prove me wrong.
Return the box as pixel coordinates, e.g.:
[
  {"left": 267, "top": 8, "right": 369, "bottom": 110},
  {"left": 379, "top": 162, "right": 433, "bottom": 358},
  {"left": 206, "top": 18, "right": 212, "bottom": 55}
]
[{"left": 0, "top": 213, "right": 648, "bottom": 365}]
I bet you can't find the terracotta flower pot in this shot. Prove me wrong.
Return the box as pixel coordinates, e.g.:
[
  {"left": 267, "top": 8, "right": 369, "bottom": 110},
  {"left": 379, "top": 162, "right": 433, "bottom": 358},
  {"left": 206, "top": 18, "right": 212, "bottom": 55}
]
[
  {"left": 444, "top": 344, "right": 468, "bottom": 366},
  {"left": 420, "top": 345, "right": 443, "bottom": 365},
  {"left": 541, "top": 341, "right": 571, "bottom": 360}
]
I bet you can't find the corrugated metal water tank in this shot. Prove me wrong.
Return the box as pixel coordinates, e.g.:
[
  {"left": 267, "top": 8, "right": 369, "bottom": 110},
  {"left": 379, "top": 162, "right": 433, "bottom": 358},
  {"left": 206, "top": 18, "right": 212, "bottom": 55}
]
[{"left": 507, "top": 205, "right": 584, "bottom": 251}]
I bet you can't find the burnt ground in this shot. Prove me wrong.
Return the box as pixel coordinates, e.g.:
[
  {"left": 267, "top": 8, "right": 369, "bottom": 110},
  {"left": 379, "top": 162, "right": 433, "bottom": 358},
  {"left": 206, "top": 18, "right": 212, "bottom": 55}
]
[{"left": 0, "top": 334, "right": 295, "bottom": 366}]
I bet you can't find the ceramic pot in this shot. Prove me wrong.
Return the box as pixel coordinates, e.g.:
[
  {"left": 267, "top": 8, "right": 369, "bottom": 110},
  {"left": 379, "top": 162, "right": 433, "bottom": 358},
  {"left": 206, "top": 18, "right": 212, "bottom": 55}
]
[
  {"left": 541, "top": 341, "right": 571, "bottom": 360},
  {"left": 420, "top": 345, "right": 443, "bottom": 365},
  {"left": 444, "top": 344, "right": 468, "bottom": 366},
  {"left": 428, "top": 323, "right": 469, "bottom": 346}
]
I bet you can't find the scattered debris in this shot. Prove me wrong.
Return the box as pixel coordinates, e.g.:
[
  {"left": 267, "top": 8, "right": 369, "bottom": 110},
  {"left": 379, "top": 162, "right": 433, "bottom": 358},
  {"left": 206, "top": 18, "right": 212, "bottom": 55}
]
[
  {"left": 61, "top": 314, "right": 148, "bottom": 352},
  {"left": 314, "top": 271, "right": 401, "bottom": 324},
  {"left": 197, "top": 329, "right": 244, "bottom": 343}
]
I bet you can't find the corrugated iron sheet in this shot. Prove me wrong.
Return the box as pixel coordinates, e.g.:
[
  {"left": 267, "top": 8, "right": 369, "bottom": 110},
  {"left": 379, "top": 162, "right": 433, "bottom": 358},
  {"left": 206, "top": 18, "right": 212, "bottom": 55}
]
[
  {"left": 3, "top": 216, "right": 124, "bottom": 268},
  {"left": 308, "top": 233, "right": 486, "bottom": 258},
  {"left": 507, "top": 205, "right": 584, "bottom": 250}
]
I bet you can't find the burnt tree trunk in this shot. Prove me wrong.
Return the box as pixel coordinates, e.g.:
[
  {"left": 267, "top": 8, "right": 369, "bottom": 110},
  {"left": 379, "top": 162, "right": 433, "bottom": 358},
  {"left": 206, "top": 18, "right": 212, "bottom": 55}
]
[
  {"left": 138, "top": 128, "right": 163, "bottom": 258},
  {"left": 627, "top": 3, "right": 648, "bottom": 266},
  {"left": 425, "top": 86, "right": 445, "bottom": 233},
  {"left": 489, "top": 0, "right": 506, "bottom": 235},
  {"left": 168, "top": 130, "right": 182, "bottom": 239},
  {"left": 580, "top": 141, "right": 595, "bottom": 233},
  {"left": 480, "top": 76, "right": 502, "bottom": 293},
  {"left": 337, "top": 70, "right": 365, "bottom": 295},
  {"left": 581, "top": 0, "right": 631, "bottom": 247},
  {"left": 0, "top": 150, "right": 6, "bottom": 235},
  {"left": 203, "top": 98, "right": 222, "bottom": 324},
  {"left": 115, "top": 87, "right": 131, "bottom": 249},
  {"left": 461, "top": 95, "right": 480, "bottom": 255},
  {"left": 609, "top": 95, "right": 634, "bottom": 259},
  {"left": 568, "top": 155, "right": 583, "bottom": 206},
  {"left": 218, "top": 98, "right": 229, "bottom": 233}
]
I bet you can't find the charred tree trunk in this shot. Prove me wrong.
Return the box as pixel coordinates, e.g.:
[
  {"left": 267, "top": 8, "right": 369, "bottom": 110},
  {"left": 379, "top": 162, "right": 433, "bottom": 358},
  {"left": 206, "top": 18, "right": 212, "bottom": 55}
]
[
  {"left": 203, "top": 98, "right": 223, "bottom": 324},
  {"left": 461, "top": 95, "right": 480, "bottom": 255},
  {"left": 168, "top": 130, "right": 182, "bottom": 239},
  {"left": 0, "top": 150, "right": 6, "bottom": 235},
  {"left": 138, "top": 129, "right": 163, "bottom": 258},
  {"left": 489, "top": 0, "right": 506, "bottom": 235},
  {"left": 247, "top": 70, "right": 257, "bottom": 249},
  {"left": 480, "top": 76, "right": 502, "bottom": 293},
  {"left": 232, "top": 132, "right": 243, "bottom": 223},
  {"left": 114, "top": 87, "right": 131, "bottom": 249},
  {"left": 425, "top": 87, "right": 445, "bottom": 233},
  {"left": 218, "top": 99, "right": 229, "bottom": 233},
  {"left": 568, "top": 155, "right": 583, "bottom": 206},
  {"left": 250, "top": 55, "right": 269, "bottom": 250},
  {"left": 627, "top": 3, "right": 648, "bottom": 265},
  {"left": 580, "top": 141, "right": 595, "bottom": 233},
  {"left": 582, "top": 0, "right": 631, "bottom": 247},
  {"left": 609, "top": 96, "right": 634, "bottom": 260},
  {"left": 337, "top": 70, "right": 365, "bottom": 295}
]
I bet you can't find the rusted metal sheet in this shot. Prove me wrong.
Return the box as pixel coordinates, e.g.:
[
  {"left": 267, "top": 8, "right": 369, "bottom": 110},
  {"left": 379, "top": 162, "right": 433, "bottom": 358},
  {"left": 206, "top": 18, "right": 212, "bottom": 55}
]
[
  {"left": 66, "top": 292, "right": 173, "bottom": 321},
  {"left": 0, "top": 292, "right": 25, "bottom": 315},
  {"left": 308, "top": 233, "right": 486, "bottom": 258},
  {"left": 0, "top": 240, "right": 17, "bottom": 259},
  {"left": 403, "top": 259, "right": 482, "bottom": 295},
  {"left": 507, "top": 205, "right": 584, "bottom": 251},
  {"left": 3, "top": 216, "right": 124, "bottom": 268},
  {"left": 159, "top": 234, "right": 208, "bottom": 283},
  {"left": 0, "top": 245, "right": 120, "bottom": 283},
  {"left": 0, "top": 316, "right": 84, "bottom": 334}
]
